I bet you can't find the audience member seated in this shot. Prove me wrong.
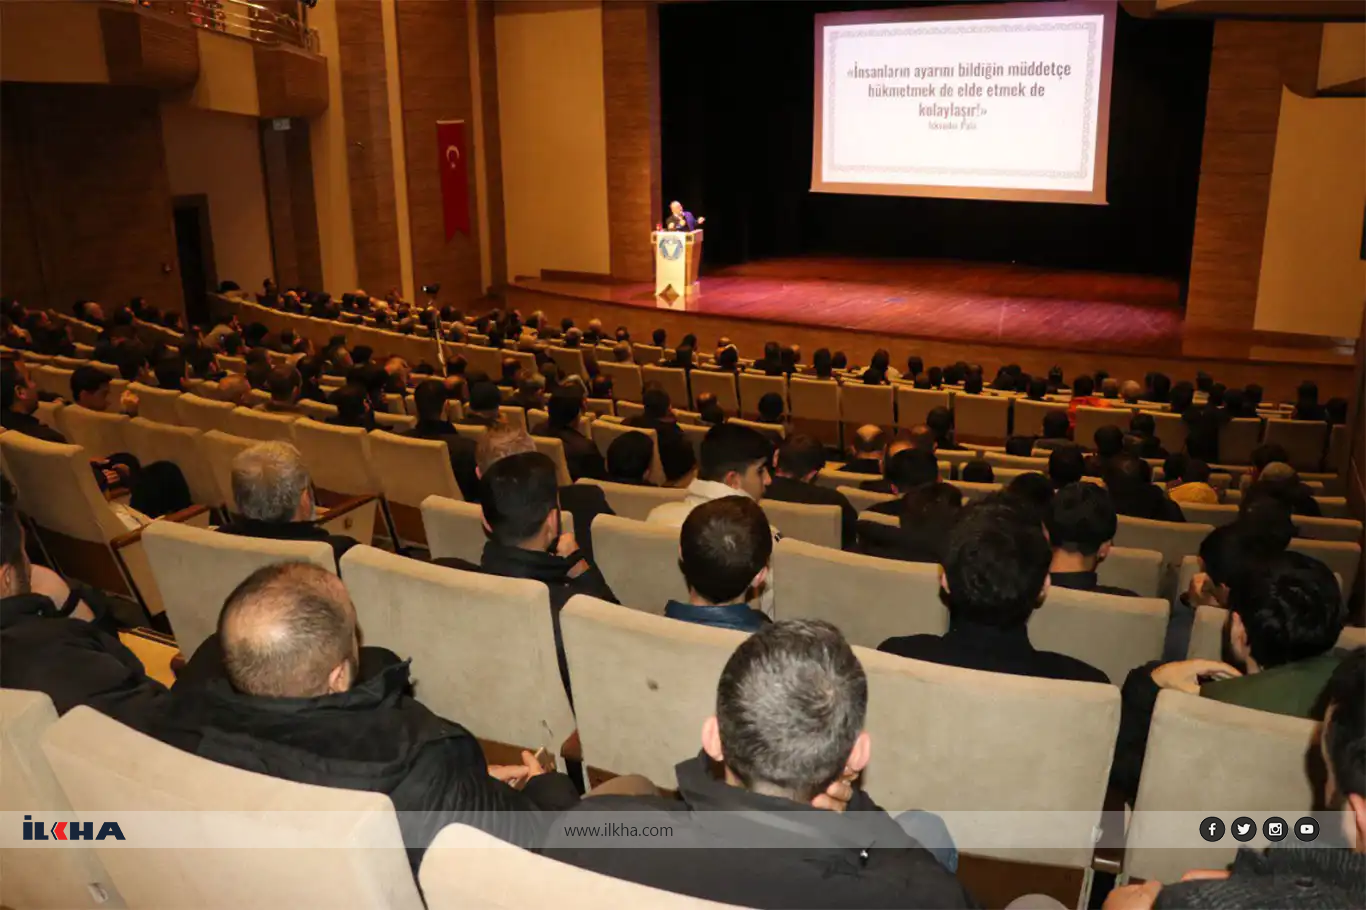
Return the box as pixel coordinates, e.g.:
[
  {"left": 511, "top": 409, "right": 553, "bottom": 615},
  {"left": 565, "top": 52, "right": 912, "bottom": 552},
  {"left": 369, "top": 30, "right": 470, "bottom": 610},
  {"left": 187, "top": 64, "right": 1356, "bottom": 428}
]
[
  {"left": 326, "top": 383, "right": 375, "bottom": 430},
  {"left": 1163, "top": 453, "right": 1218, "bottom": 505},
  {"left": 1104, "top": 454, "right": 1184, "bottom": 522},
  {"left": 218, "top": 442, "right": 358, "bottom": 567},
  {"left": 435, "top": 450, "right": 616, "bottom": 690},
  {"left": 925, "top": 406, "right": 963, "bottom": 451},
  {"left": 1292, "top": 379, "right": 1326, "bottom": 422},
  {"left": 764, "top": 435, "right": 857, "bottom": 549},
  {"left": 543, "top": 620, "right": 972, "bottom": 907},
  {"left": 1119, "top": 379, "right": 1142, "bottom": 405},
  {"left": 1048, "top": 446, "right": 1085, "bottom": 489},
  {"left": 859, "top": 481, "right": 963, "bottom": 565},
  {"left": 255, "top": 366, "right": 304, "bottom": 414},
  {"left": 1183, "top": 388, "right": 1231, "bottom": 463},
  {"left": 756, "top": 391, "right": 787, "bottom": 430},
  {"left": 1005, "top": 471, "right": 1055, "bottom": 521},
  {"left": 402, "top": 379, "right": 480, "bottom": 501},
  {"left": 1112, "top": 550, "right": 1347, "bottom": 805},
  {"left": 460, "top": 381, "right": 504, "bottom": 428},
  {"left": 866, "top": 447, "right": 939, "bottom": 508},
  {"left": 531, "top": 389, "right": 606, "bottom": 482},
  {"left": 1067, "top": 375, "right": 1108, "bottom": 423},
  {"left": 665, "top": 497, "right": 772, "bottom": 633},
  {"left": 605, "top": 431, "right": 655, "bottom": 486},
  {"left": 216, "top": 373, "right": 253, "bottom": 407},
  {"left": 622, "top": 384, "right": 698, "bottom": 483},
  {"left": 498, "top": 356, "right": 523, "bottom": 390},
  {"left": 0, "top": 476, "right": 166, "bottom": 724},
  {"left": 1326, "top": 396, "right": 1348, "bottom": 426},
  {"left": 1, "top": 363, "right": 65, "bottom": 442},
  {"left": 1046, "top": 483, "right": 1136, "bottom": 596},
  {"left": 843, "top": 425, "right": 887, "bottom": 475},
  {"left": 1083, "top": 425, "right": 1126, "bottom": 477},
  {"left": 960, "top": 459, "right": 994, "bottom": 484},
  {"left": 879, "top": 496, "right": 1108, "bottom": 684},
  {"left": 1034, "top": 410, "right": 1074, "bottom": 451},
  {"left": 146, "top": 563, "right": 579, "bottom": 871},
  {"left": 1124, "top": 412, "right": 1167, "bottom": 459},
  {"left": 1242, "top": 462, "right": 1322, "bottom": 517}
]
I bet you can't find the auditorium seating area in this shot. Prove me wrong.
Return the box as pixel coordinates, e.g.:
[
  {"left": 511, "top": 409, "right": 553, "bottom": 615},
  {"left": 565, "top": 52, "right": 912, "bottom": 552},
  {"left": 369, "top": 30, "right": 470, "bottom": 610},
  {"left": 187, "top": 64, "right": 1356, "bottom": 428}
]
[{"left": 1, "top": 289, "right": 1362, "bottom": 910}]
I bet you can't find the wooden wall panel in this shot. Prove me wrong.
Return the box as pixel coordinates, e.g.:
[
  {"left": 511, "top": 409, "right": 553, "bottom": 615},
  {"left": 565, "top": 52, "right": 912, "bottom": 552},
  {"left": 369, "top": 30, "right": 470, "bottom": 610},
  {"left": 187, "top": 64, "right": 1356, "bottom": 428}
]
[
  {"left": 601, "top": 0, "right": 660, "bottom": 283},
  {"left": 335, "top": 0, "right": 403, "bottom": 295},
  {"left": 476, "top": 0, "right": 506, "bottom": 289},
  {"left": 0, "top": 84, "right": 181, "bottom": 314},
  {"left": 261, "top": 121, "right": 323, "bottom": 292},
  {"left": 99, "top": 5, "right": 199, "bottom": 90},
  {"left": 255, "top": 45, "right": 329, "bottom": 119},
  {"left": 1184, "top": 21, "right": 1321, "bottom": 336},
  {"left": 395, "top": 0, "right": 483, "bottom": 302}
]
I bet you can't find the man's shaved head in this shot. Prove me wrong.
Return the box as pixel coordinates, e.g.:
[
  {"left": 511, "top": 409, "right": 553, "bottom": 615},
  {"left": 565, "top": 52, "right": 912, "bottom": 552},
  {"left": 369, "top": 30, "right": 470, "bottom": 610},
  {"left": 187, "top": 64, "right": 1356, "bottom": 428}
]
[
  {"left": 218, "top": 563, "right": 358, "bottom": 698},
  {"left": 853, "top": 425, "right": 886, "bottom": 456}
]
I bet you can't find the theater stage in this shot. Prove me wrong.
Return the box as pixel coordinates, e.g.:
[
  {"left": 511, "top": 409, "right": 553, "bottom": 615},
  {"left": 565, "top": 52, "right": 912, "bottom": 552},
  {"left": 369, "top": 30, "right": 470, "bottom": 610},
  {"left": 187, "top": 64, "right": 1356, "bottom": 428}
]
[{"left": 506, "top": 257, "right": 1355, "bottom": 401}]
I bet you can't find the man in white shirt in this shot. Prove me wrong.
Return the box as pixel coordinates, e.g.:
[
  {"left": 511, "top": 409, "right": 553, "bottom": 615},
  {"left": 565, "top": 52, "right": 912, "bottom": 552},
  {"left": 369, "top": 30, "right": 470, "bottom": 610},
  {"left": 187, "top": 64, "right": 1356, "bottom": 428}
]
[{"left": 648, "top": 423, "right": 778, "bottom": 616}]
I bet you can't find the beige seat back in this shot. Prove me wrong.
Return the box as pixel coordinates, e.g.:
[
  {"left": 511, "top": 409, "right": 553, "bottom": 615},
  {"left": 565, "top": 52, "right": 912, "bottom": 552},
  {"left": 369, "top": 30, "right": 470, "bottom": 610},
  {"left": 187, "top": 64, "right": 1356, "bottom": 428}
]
[
  {"left": 1293, "top": 515, "right": 1363, "bottom": 543},
  {"left": 35, "top": 398, "right": 66, "bottom": 432},
  {"left": 532, "top": 434, "right": 574, "bottom": 487},
  {"left": 590, "top": 422, "right": 666, "bottom": 485},
  {"left": 1263, "top": 419, "right": 1328, "bottom": 471},
  {"left": 1187, "top": 603, "right": 1363, "bottom": 660},
  {"left": 1325, "top": 423, "right": 1348, "bottom": 473},
  {"left": 678, "top": 421, "right": 709, "bottom": 462},
  {"left": 175, "top": 393, "right": 236, "bottom": 433},
  {"left": 815, "top": 466, "right": 880, "bottom": 490},
  {"left": 984, "top": 452, "right": 1050, "bottom": 471},
  {"left": 1145, "top": 410, "right": 1188, "bottom": 454},
  {"left": 631, "top": 342, "right": 663, "bottom": 365},
  {"left": 55, "top": 406, "right": 130, "bottom": 459},
  {"left": 894, "top": 386, "right": 950, "bottom": 429},
  {"left": 33, "top": 365, "right": 74, "bottom": 400},
  {"left": 420, "top": 823, "right": 741, "bottom": 909},
  {"left": 1012, "top": 398, "right": 1069, "bottom": 436},
  {"left": 548, "top": 346, "right": 587, "bottom": 379},
  {"left": 1029, "top": 587, "right": 1169, "bottom": 684},
  {"left": 368, "top": 431, "right": 461, "bottom": 547},
  {"left": 292, "top": 418, "right": 379, "bottom": 498},
  {"left": 1096, "top": 546, "right": 1164, "bottom": 598},
  {"left": 787, "top": 376, "right": 840, "bottom": 423},
  {"left": 736, "top": 373, "right": 787, "bottom": 417},
  {"left": 947, "top": 479, "right": 1002, "bottom": 503},
  {"left": 952, "top": 394, "right": 1010, "bottom": 444},
  {"left": 1288, "top": 538, "right": 1361, "bottom": 594},
  {"left": 125, "top": 418, "right": 218, "bottom": 508},
  {"left": 228, "top": 407, "right": 299, "bottom": 443},
  {"left": 340, "top": 547, "right": 574, "bottom": 755},
  {"left": 373, "top": 412, "right": 417, "bottom": 433},
  {"left": 577, "top": 478, "right": 686, "bottom": 522},
  {"left": 772, "top": 538, "right": 943, "bottom": 647},
  {"left": 837, "top": 484, "right": 897, "bottom": 513},
  {"left": 0, "top": 432, "right": 126, "bottom": 547},
  {"left": 1218, "top": 418, "right": 1263, "bottom": 466},
  {"left": 218, "top": 354, "right": 246, "bottom": 374},
  {"left": 128, "top": 382, "right": 182, "bottom": 425},
  {"left": 1177, "top": 501, "right": 1239, "bottom": 527},
  {"left": 1114, "top": 516, "right": 1214, "bottom": 569},
  {"left": 0, "top": 690, "right": 122, "bottom": 910},
  {"left": 759, "top": 499, "right": 841, "bottom": 549},
  {"left": 1125, "top": 692, "right": 1317, "bottom": 883},
  {"left": 420, "top": 495, "right": 487, "bottom": 564},
  {"left": 640, "top": 365, "right": 691, "bottom": 409},
  {"left": 498, "top": 405, "right": 527, "bottom": 434},
  {"left": 42, "top": 706, "right": 422, "bottom": 910},
  {"left": 838, "top": 383, "right": 893, "bottom": 427},
  {"left": 141, "top": 521, "right": 336, "bottom": 657},
  {"left": 295, "top": 399, "right": 339, "bottom": 422},
  {"left": 561, "top": 595, "right": 745, "bottom": 786},
  {"left": 858, "top": 648, "right": 1119, "bottom": 867},
  {"left": 591, "top": 514, "right": 688, "bottom": 613},
  {"left": 1073, "top": 405, "right": 1129, "bottom": 449},
  {"left": 598, "top": 362, "right": 643, "bottom": 403},
  {"left": 199, "top": 430, "right": 262, "bottom": 512},
  {"left": 688, "top": 370, "right": 739, "bottom": 413}
]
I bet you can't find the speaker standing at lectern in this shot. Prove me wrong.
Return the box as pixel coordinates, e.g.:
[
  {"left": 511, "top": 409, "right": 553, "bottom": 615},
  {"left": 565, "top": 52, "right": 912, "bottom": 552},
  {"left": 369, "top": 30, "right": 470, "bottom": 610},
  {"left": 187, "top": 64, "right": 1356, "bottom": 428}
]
[{"left": 664, "top": 200, "right": 705, "bottom": 232}]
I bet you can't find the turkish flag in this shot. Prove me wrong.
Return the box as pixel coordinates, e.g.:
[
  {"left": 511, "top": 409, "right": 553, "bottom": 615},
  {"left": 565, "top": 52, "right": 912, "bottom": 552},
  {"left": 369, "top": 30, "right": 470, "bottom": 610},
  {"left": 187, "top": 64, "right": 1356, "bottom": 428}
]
[{"left": 436, "top": 120, "right": 470, "bottom": 240}]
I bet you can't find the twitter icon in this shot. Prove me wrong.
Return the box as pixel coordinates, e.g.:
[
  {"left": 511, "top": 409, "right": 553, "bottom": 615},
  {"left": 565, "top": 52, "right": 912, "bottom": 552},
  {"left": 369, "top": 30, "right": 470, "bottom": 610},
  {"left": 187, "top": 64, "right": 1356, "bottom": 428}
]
[{"left": 1231, "top": 816, "right": 1257, "bottom": 842}]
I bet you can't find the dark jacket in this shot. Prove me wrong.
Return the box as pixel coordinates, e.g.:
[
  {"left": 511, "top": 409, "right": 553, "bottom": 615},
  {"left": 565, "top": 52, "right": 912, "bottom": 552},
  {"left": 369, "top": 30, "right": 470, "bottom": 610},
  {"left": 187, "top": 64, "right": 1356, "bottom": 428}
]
[
  {"left": 1124, "top": 433, "right": 1168, "bottom": 459},
  {"left": 1050, "top": 571, "right": 1137, "bottom": 597},
  {"left": 879, "top": 619, "right": 1109, "bottom": 685},
  {"left": 0, "top": 408, "right": 68, "bottom": 443},
  {"left": 144, "top": 661, "right": 579, "bottom": 871},
  {"left": 765, "top": 475, "right": 858, "bottom": 550},
  {"left": 436, "top": 541, "right": 618, "bottom": 696},
  {"left": 1115, "top": 487, "right": 1187, "bottom": 523},
  {"left": 841, "top": 457, "right": 882, "bottom": 476},
  {"left": 664, "top": 600, "right": 769, "bottom": 633},
  {"left": 556, "top": 482, "right": 614, "bottom": 564},
  {"left": 0, "top": 593, "right": 168, "bottom": 725},
  {"left": 622, "top": 414, "right": 699, "bottom": 483},
  {"left": 542, "top": 753, "right": 976, "bottom": 909},
  {"left": 857, "top": 520, "right": 945, "bottom": 566},
  {"left": 216, "top": 517, "right": 357, "bottom": 569},
  {"left": 1184, "top": 405, "right": 1231, "bottom": 462},
  {"left": 531, "top": 422, "right": 606, "bottom": 482},
  {"left": 1154, "top": 845, "right": 1364, "bottom": 910},
  {"left": 403, "top": 418, "right": 480, "bottom": 501}
]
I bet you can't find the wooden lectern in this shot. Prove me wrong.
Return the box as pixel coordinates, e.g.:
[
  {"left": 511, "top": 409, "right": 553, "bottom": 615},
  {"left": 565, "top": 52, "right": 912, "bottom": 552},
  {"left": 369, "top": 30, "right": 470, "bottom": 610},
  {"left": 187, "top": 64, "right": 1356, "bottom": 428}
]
[{"left": 651, "top": 229, "right": 703, "bottom": 300}]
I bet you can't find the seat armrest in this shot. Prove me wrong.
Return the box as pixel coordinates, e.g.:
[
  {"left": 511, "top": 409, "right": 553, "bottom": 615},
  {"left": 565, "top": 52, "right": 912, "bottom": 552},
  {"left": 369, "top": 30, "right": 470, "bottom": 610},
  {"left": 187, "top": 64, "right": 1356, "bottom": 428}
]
[
  {"left": 110, "top": 504, "right": 212, "bottom": 550},
  {"left": 319, "top": 493, "right": 379, "bottom": 520}
]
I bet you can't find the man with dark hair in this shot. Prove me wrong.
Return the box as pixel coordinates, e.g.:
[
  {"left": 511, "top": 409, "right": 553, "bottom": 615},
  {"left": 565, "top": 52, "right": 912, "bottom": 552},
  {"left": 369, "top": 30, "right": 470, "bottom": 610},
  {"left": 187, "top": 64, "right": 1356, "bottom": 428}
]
[
  {"left": 257, "top": 366, "right": 303, "bottom": 413},
  {"left": 1034, "top": 410, "right": 1074, "bottom": 451},
  {"left": 1243, "top": 464, "right": 1322, "bottom": 518},
  {"left": 402, "top": 379, "right": 479, "bottom": 501},
  {"left": 147, "top": 562, "right": 580, "bottom": 871},
  {"left": 756, "top": 392, "right": 785, "bottom": 426},
  {"left": 71, "top": 365, "right": 116, "bottom": 412},
  {"left": 1005, "top": 471, "right": 1055, "bottom": 520},
  {"left": 498, "top": 356, "right": 523, "bottom": 389},
  {"left": 623, "top": 383, "right": 697, "bottom": 483},
  {"left": 1104, "top": 454, "right": 1184, "bottom": 522},
  {"left": 1, "top": 475, "right": 166, "bottom": 724},
  {"left": 765, "top": 434, "right": 857, "bottom": 549},
  {"left": 1183, "top": 386, "right": 1232, "bottom": 462},
  {"left": 866, "top": 447, "right": 940, "bottom": 512},
  {"left": 666, "top": 497, "right": 773, "bottom": 632},
  {"left": 532, "top": 389, "right": 605, "bottom": 482},
  {"left": 1, "top": 364, "right": 66, "bottom": 443},
  {"left": 435, "top": 451, "right": 616, "bottom": 690},
  {"left": 544, "top": 620, "right": 973, "bottom": 907},
  {"left": 1111, "top": 551, "right": 1347, "bottom": 805},
  {"left": 154, "top": 355, "right": 188, "bottom": 393},
  {"left": 960, "top": 460, "right": 994, "bottom": 484},
  {"left": 605, "top": 431, "right": 655, "bottom": 485},
  {"left": 1048, "top": 446, "right": 1085, "bottom": 488},
  {"left": 460, "top": 381, "right": 504, "bottom": 427},
  {"left": 1046, "top": 483, "right": 1136, "bottom": 595},
  {"left": 925, "top": 406, "right": 963, "bottom": 450},
  {"left": 1163, "top": 453, "right": 1218, "bottom": 504},
  {"left": 859, "top": 481, "right": 963, "bottom": 564},
  {"left": 843, "top": 424, "right": 887, "bottom": 475},
  {"left": 1085, "top": 424, "right": 1126, "bottom": 476},
  {"left": 326, "top": 383, "right": 374, "bottom": 429},
  {"left": 651, "top": 327, "right": 666, "bottom": 347},
  {"left": 879, "top": 497, "right": 1108, "bottom": 683}
]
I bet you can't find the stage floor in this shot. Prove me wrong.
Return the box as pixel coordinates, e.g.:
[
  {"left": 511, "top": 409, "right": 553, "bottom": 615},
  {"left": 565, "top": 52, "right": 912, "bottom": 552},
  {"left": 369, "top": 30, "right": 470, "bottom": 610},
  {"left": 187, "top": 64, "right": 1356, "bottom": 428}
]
[{"left": 526, "top": 258, "right": 1188, "bottom": 357}]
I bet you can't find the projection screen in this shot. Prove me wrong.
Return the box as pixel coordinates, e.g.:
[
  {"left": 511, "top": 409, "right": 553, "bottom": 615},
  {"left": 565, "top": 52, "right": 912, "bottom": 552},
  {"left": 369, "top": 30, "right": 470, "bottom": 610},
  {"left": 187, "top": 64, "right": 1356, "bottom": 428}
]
[{"left": 813, "top": 1, "right": 1116, "bottom": 204}]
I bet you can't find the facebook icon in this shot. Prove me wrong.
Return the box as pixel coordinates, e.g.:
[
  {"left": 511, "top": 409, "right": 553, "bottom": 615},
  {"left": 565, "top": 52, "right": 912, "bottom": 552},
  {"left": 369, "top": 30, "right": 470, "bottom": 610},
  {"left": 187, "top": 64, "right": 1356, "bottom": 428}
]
[{"left": 1199, "top": 816, "right": 1226, "bottom": 842}]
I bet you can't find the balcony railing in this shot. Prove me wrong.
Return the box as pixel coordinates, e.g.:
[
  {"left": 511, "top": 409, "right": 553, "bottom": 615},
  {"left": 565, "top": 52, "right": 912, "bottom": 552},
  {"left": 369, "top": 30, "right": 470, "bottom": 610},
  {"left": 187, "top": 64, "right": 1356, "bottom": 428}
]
[{"left": 126, "top": 0, "right": 320, "bottom": 53}]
